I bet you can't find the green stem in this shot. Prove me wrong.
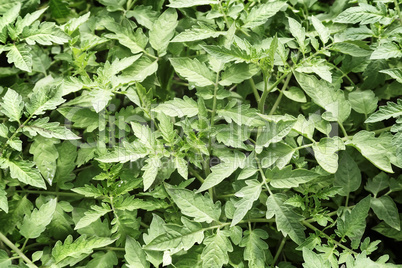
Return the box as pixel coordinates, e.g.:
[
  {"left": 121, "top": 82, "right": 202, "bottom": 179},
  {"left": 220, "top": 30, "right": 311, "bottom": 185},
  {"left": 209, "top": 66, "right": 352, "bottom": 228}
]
[
  {"left": 373, "top": 126, "right": 392, "bottom": 135},
  {"left": 248, "top": 78, "right": 261, "bottom": 103},
  {"left": 17, "top": 190, "right": 87, "bottom": 198},
  {"left": 302, "top": 221, "right": 357, "bottom": 255},
  {"left": 339, "top": 123, "right": 348, "bottom": 138},
  {"left": 0, "top": 232, "right": 37, "bottom": 267},
  {"left": 394, "top": 0, "right": 402, "bottom": 25},
  {"left": 189, "top": 166, "right": 205, "bottom": 183},
  {"left": 0, "top": 114, "right": 34, "bottom": 156},
  {"left": 273, "top": 237, "right": 286, "bottom": 265},
  {"left": 268, "top": 73, "right": 292, "bottom": 115},
  {"left": 258, "top": 72, "right": 289, "bottom": 113}
]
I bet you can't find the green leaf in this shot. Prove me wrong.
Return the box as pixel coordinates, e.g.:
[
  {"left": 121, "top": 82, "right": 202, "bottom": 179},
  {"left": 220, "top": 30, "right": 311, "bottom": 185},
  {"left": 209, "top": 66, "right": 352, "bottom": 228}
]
[
  {"left": 20, "top": 198, "right": 57, "bottom": 238},
  {"left": 267, "top": 166, "right": 319, "bottom": 189},
  {"left": 26, "top": 79, "right": 65, "bottom": 116},
  {"left": 0, "top": 250, "right": 11, "bottom": 267},
  {"left": 23, "top": 22, "right": 70, "bottom": 45},
  {"left": 142, "top": 157, "right": 161, "bottom": 191},
  {"left": 302, "top": 248, "right": 331, "bottom": 268},
  {"left": 373, "top": 219, "right": 402, "bottom": 241},
  {"left": 295, "top": 60, "right": 332, "bottom": 83},
  {"left": 312, "top": 137, "right": 345, "bottom": 174},
  {"left": 288, "top": 17, "right": 306, "bottom": 52},
  {"left": 171, "top": 23, "right": 226, "bottom": 43},
  {"left": 283, "top": 86, "right": 307, "bottom": 103},
  {"left": 232, "top": 179, "right": 262, "bottom": 226},
  {"left": 295, "top": 72, "right": 351, "bottom": 123},
  {"left": 6, "top": 44, "right": 32, "bottom": 72},
  {"left": 255, "top": 119, "right": 296, "bottom": 154},
  {"left": 239, "top": 229, "right": 271, "bottom": 268},
  {"left": 75, "top": 204, "right": 111, "bottom": 230},
  {"left": 51, "top": 235, "right": 116, "bottom": 265},
  {"left": 335, "top": 4, "right": 392, "bottom": 25},
  {"left": 49, "top": 0, "right": 70, "bottom": 19},
  {"left": 371, "top": 42, "right": 402, "bottom": 60},
  {"left": 217, "top": 104, "right": 265, "bottom": 127},
  {"left": 29, "top": 136, "right": 59, "bottom": 185},
  {"left": 87, "top": 251, "right": 118, "bottom": 268},
  {"left": 336, "top": 196, "right": 371, "bottom": 247},
  {"left": 334, "top": 151, "right": 361, "bottom": 196},
  {"left": 169, "top": 58, "right": 215, "bottom": 87},
  {"left": 57, "top": 107, "right": 100, "bottom": 132},
  {"left": 145, "top": 217, "right": 204, "bottom": 252},
  {"left": 125, "top": 236, "right": 150, "bottom": 268},
  {"left": 166, "top": 184, "right": 221, "bottom": 223},
  {"left": 365, "top": 172, "right": 389, "bottom": 196},
  {"left": 311, "top": 16, "right": 330, "bottom": 45},
  {"left": 266, "top": 193, "right": 306, "bottom": 244},
  {"left": 348, "top": 91, "right": 378, "bottom": 115},
  {"left": 242, "top": 1, "right": 287, "bottom": 28},
  {"left": 126, "top": 5, "right": 158, "bottom": 29},
  {"left": 154, "top": 96, "right": 199, "bottom": 118},
  {"left": 201, "top": 44, "right": 251, "bottom": 63},
  {"left": 24, "top": 117, "right": 80, "bottom": 140},
  {"left": 0, "top": 158, "right": 46, "bottom": 189},
  {"left": 149, "top": 8, "right": 178, "bottom": 56},
  {"left": 380, "top": 68, "right": 402, "bottom": 84},
  {"left": 0, "top": 187, "right": 7, "bottom": 213},
  {"left": 346, "top": 131, "right": 394, "bottom": 173},
  {"left": 201, "top": 230, "right": 233, "bottom": 268},
  {"left": 168, "top": 0, "right": 218, "bottom": 8},
  {"left": 96, "top": 141, "right": 148, "bottom": 163},
  {"left": 0, "top": 88, "right": 24, "bottom": 122},
  {"left": 0, "top": 3, "right": 21, "bottom": 43},
  {"left": 371, "top": 196, "right": 400, "bottom": 231},
  {"left": 365, "top": 99, "right": 402, "bottom": 123},
  {"left": 219, "top": 63, "right": 259, "bottom": 86},
  {"left": 331, "top": 41, "right": 372, "bottom": 57}
]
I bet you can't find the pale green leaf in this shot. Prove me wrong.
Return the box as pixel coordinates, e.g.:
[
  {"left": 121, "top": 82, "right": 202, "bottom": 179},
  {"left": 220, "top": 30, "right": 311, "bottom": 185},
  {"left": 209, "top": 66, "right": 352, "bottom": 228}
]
[
  {"left": 371, "top": 42, "right": 402, "bottom": 60},
  {"left": 171, "top": 23, "right": 226, "bottom": 43},
  {"left": 312, "top": 137, "right": 345, "bottom": 174},
  {"left": 0, "top": 88, "right": 24, "bottom": 122},
  {"left": 51, "top": 235, "right": 116, "bottom": 265},
  {"left": 29, "top": 136, "right": 59, "bottom": 185},
  {"left": 302, "top": 248, "right": 331, "bottom": 268},
  {"left": 331, "top": 41, "right": 372, "bottom": 57},
  {"left": 365, "top": 99, "right": 402, "bottom": 123},
  {"left": 335, "top": 4, "right": 392, "bottom": 25},
  {"left": 219, "top": 63, "right": 259, "bottom": 86},
  {"left": 87, "top": 251, "right": 118, "bottom": 268},
  {"left": 145, "top": 217, "right": 204, "bottom": 252},
  {"left": 267, "top": 166, "right": 319, "bottom": 189},
  {"left": 380, "top": 68, "right": 402, "bottom": 84},
  {"left": 75, "top": 204, "right": 111, "bottom": 230},
  {"left": 232, "top": 179, "right": 262, "bottom": 226},
  {"left": 266, "top": 193, "right": 306, "bottom": 244},
  {"left": 6, "top": 44, "right": 32, "bottom": 72},
  {"left": 0, "top": 187, "right": 8, "bottom": 213},
  {"left": 1, "top": 158, "right": 46, "bottom": 189},
  {"left": 24, "top": 117, "right": 80, "bottom": 140},
  {"left": 149, "top": 8, "right": 178, "bottom": 56},
  {"left": 166, "top": 184, "right": 221, "bottom": 223},
  {"left": 169, "top": 58, "right": 215, "bottom": 87},
  {"left": 243, "top": 1, "right": 287, "bottom": 28},
  {"left": 255, "top": 119, "right": 296, "bottom": 154},
  {"left": 125, "top": 236, "right": 150, "bottom": 268},
  {"left": 311, "top": 16, "right": 330, "bottom": 45},
  {"left": 142, "top": 157, "right": 161, "bottom": 191},
  {"left": 126, "top": 5, "right": 158, "bottom": 29},
  {"left": 217, "top": 104, "right": 265, "bottom": 127},
  {"left": 154, "top": 96, "right": 198, "bottom": 118},
  {"left": 201, "top": 230, "right": 233, "bottom": 268},
  {"left": 295, "top": 60, "right": 332, "bottom": 83},
  {"left": 348, "top": 91, "right": 378, "bottom": 115},
  {"left": 295, "top": 72, "right": 351, "bottom": 123},
  {"left": 168, "top": 0, "right": 218, "bottom": 8},
  {"left": 239, "top": 229, "right": 271, "bottom": 268},
  {"left": 334, "top": 151, "right": 361, "bottom": 196},
  {"left": 23, "top": 22, "right": 70, "bottom": 45},
  {"left": 336, "top": 196, "right": 371, "bottom": 246},
  {"left": 288, "top": 17, "right": 306, "bottom": 51},
  {"left": 371, "top": 196, "right": 400, "bottom": 231},
  {"left": 201, "top": 44, "right": 251, "bottom": 63},
  {"left": 283, "top": 86, "right": 307, "bottom": 103},
  {"left": 0, "top": 250, "right": 11, "bottom": 267},
  {"left": 365, "top": 172, "right": 389, "bottom": 196},
  {"left": 20, "top": 198, "right": 57, "bottom": 238},
  {"left": 346, "top": 131, "right": 394, "bottom": 173}
]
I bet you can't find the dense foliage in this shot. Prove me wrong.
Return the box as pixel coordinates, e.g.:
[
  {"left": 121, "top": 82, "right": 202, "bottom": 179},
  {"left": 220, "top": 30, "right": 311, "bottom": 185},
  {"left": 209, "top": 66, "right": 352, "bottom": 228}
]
[{"left": 0, "top": 0, "right": 402, "bottom": 267}]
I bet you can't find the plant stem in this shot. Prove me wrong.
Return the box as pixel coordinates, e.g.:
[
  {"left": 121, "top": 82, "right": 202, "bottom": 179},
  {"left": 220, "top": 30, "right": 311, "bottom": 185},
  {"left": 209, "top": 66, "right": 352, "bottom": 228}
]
[
  {"left": 248, "top": 78, "right": 260, "bottom": 103},
  {"left": 302, "top": 221, "right": 357, "bottom": 255},
  {"left": 0, "top": 232, "right": 37, "bottom": 267},
  {"left": 17, "top": 190, "right": 86, "bottom": 198},
  {"left": 258, "top": 72, "right": 289, "bottom": 113},
  {"left": 273, "top": 237, "right": 286, "bottom": 265},
  {"left": 269, "top": 73, "right": 292, "bottom": 115},
  {"left": 339, "top": 122, "right": 348, "bottom": 138},
  {"left": 189, "top": 166, "right": 205, "bottom": 183},
  {"left": 394, "top": 0, "right": 402, "bottom": 25}
]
